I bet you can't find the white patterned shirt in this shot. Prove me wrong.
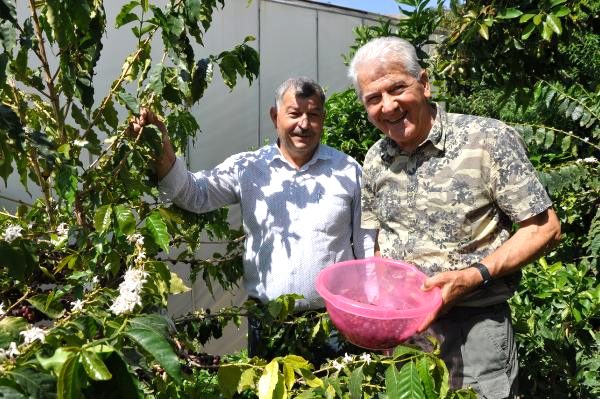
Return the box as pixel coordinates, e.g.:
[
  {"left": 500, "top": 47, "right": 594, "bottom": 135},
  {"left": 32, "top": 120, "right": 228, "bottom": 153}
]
[{"left": 159, "top": 143, "right": 375, "bottom": 309}]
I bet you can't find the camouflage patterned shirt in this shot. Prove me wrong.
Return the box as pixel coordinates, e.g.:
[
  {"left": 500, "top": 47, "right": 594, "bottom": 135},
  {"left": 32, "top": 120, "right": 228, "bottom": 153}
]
[{"left": 361, "top": 105, "right": 552, "bottom": 305}]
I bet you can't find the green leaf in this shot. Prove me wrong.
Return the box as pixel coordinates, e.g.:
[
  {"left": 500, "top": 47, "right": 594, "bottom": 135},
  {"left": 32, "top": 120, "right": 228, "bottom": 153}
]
[
  {"left": 190, "top": 58, "right": 210, "bottom": 104},
  {"left": 416, "top": 357, "right": 436, "bottom": 398},
  {"left": 541, "top": 20, "right": 554, "bottom": 41},
  {"left": 116, "top": 90, "right": 139, "bottom": 114},
  {"left": 519, "top": 13, "right": 535, "bottom": 23},
  {"left": 283, "top": 363, "right": 295, "bottom": 391},
  {"left": 543, "top": 130, "right": 555, "bottom": 149},
  {"left": 144, "top": 211, "right": 170, "bottom": 253},
  {"left": 80, "top": 351, "right": 112, "bottom": 381},
  {"left": 348, "top": 365, "right": 364, "bottom": 399},
  {"left": 257, "top": 360, "right": 280, "bottom": 399},
  {"left": 0, "top": 241, "right": 35, "bottom": 281},
  {"left": 496, "top": 8, "right": 522, "bottom": 19},
  {"left": 169, "top": 271, "right": 190, "bottom": 294},
  {"left": 385, "top": 365, "right": 401, "bottom": 398},
  {"left": 571, "top": 105, "right": 584, "bottom": 121},
  {"left": 57, "top": 354, "right": 84, "bottom": 399},
  {"left": 93, "top": 204, "right": 113, "bottom": 233},
  {"left": 146, "top": 63, "right": 164, "bottom": 95},
  {"left": 115, "top": 1, "right": 139, "bottom": 28},
  {"left": 478, "top": 23, "right": 489, "bottom": 40},
  {"left": 239, "top": 367, "right": 257, "bottom": 392},
  {"left": 114, "top": 205, "right": 136, "bottom": 236},
  {"left": 397, "top": 361, "right": 425, "bottom": 398},
  {"left": 522, "top": 22, "right": 535, "bottom": 40},
  {"left": 125, "top": 315, "right": 182, "bottom": 383},
  {"left": 392, "top": 345, "right": 424, "bottom": 358},
  {"left": 298, "top": 368, "right": 323, "bottom": 388},
  {"left": 560, "top": 135, "right": 571, "bottom": 152},
  {"left": 27, "top": 293, "right": 65, "bottom": 319},
  {"left": 8, "top": 368, "right": 55, "bottom": 399},
  {"left": 55, "top": 165, "right": 78, "bottom": 208},
  {"left": 102, "top": 99, "right": 119, "bottom": 130},
  {"left": 546, "top": 14, "right": 562, "bottom": 35},
  {"left": 552, "top": 6, "right": 570, "bottom": 17},
  {"left": 0, "top": 317, "right": 27, "bottom": 348},
  {"left": 96, "top": 352, "right": 144, "bottom": 398},
  {"left": 70, "top": 104, "right": 89, "bottom": 129},
  {"left": 218, "top": 364, "right": 243, "bottom": 398},
  {"left": 37, "top": 347, "right": 73, "bottom": 375}
]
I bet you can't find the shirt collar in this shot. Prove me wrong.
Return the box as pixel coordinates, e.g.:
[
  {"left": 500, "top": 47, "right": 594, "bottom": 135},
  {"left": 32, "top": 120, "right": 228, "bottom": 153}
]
[{"left": 268, "top": 140, "right": 331, "bottom": 169}]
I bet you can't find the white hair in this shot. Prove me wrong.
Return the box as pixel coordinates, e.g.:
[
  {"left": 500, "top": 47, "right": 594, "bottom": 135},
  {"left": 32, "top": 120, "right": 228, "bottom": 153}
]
[{"left": 348, "top": 37, "right": 422, "bottom": 96}]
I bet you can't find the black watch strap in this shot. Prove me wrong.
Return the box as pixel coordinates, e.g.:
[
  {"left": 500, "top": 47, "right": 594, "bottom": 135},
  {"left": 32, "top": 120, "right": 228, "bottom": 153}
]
[{"left": 470, "top": 262, "right": 492, "bottom": 287}]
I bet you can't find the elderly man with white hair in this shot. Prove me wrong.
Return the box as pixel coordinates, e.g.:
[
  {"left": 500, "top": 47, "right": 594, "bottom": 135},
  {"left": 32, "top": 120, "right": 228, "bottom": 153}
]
[{"left": 349, "top": 36, "right": 561, "bottom": 398}]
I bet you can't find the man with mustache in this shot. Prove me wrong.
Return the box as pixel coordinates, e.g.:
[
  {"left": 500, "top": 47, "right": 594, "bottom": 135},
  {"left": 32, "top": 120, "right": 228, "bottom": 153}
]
[
  {"left": 131, "top": 77, "right": 375, "bottom": 364},
  {"left": 349, "top": 37, "right": 561, "bottom": 398}
]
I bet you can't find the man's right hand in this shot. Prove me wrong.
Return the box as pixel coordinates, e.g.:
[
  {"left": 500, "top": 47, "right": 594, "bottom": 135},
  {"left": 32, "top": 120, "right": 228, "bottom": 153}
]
[{"left": 128, "top": 108, "right": 176, "bottom": 180}]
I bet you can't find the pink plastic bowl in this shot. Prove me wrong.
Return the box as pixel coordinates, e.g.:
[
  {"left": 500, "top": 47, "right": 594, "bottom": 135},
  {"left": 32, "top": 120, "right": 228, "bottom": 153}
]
[{"left": 316, "top": 257, "right": 442, "bottom": 351}]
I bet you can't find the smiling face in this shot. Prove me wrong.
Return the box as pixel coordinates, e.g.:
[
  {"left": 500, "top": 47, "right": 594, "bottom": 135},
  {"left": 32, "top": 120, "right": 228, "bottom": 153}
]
[
  {"left": 270, "top": 87, "right": 325, "bottom": 168},
  {"left": 357, "top": 60, "right": 434, "bottom": 153}
]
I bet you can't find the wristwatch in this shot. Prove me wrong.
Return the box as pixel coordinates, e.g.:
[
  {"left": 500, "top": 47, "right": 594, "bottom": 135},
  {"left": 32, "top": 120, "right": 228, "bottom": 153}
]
[{"left": 470, "top": 262, "right": 493, "bottom": 288}]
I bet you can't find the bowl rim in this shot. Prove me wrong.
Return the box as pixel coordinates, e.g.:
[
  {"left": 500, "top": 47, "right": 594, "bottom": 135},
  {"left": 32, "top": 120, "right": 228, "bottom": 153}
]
[{"left": 315, "top": 256, "right": 442, "bottom": 319}]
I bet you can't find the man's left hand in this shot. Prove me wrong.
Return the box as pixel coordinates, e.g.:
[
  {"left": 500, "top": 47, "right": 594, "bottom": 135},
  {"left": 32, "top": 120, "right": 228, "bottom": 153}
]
[{"left": 416, "top": 267, "right": 482, "bottom": 332}]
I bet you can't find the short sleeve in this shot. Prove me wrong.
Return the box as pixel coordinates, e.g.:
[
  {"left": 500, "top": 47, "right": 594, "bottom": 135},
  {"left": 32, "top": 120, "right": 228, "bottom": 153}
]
[{"left": 486, "top": 125, "right": 552, "bottom": 222}]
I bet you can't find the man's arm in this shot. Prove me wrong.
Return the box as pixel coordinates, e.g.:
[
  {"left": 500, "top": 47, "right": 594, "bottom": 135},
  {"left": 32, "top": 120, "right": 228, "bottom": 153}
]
[
  {"left": 418, "top": 207, "right": 561, "bottom": 331},
  {"left": 129, "top": 108, "right": 176, "bottom": 179}
]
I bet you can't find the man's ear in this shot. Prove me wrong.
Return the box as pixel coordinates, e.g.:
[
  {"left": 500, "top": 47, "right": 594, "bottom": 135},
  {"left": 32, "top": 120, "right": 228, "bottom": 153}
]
[
  {"left": 269, "top": 106, "right": 278, "bottom": 128},
  {"left": 419, "top": 70, "right": 432, "bottom": 99}
]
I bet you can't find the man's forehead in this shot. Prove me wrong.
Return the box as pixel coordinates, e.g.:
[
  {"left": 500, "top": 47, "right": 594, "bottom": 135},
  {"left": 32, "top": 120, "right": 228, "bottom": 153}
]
[{"left": 282, "top": 90, "right": 323, "bottom": 109}]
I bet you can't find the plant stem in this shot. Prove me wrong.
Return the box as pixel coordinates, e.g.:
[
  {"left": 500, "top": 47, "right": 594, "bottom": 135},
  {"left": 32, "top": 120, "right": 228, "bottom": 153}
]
[{"left": 28, "top": 0, "right": 66, "bottom": 144}]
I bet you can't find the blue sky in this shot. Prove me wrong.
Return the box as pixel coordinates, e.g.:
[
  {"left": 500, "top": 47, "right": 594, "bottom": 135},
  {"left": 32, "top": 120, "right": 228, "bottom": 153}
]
[
  {"left": 314, "top": 0, "right": 450, "bottom": 15},
  {"left": 313, "top": 0, "right": 403, "bottom": 15}
]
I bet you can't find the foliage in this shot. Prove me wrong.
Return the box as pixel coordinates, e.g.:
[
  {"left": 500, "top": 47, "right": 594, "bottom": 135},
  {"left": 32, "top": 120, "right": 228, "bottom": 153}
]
[
  {"left": 175, "top": 295, "right": 477, "bottom": 399},
  {"left": 323, "top": 88, "right": 381, "bottom": 164},
  {"left": 509, "top": 258, "right": 599, "bottom": 397},
  {"left": 0, "top": 0, "right": 259, "bottom": 397}
]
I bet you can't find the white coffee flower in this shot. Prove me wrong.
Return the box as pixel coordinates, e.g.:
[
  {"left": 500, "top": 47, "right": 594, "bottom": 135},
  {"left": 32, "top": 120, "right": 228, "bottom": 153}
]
[
  {"left": 71, "top": 299, "right": 85, "bottom": 312},
  {"left": 20, "top": 326, "right": 46, "bottom": 345},
  {"left": 583, "top": 156, "right": 598, "bottom": 164},
  {"left": 331, "top": 360, "right": 343, "bottom": 371},
  {"left": 109, "top": 268, "right": 148, "bottom": 315},
  {"left": 360, "top": 353, "right": 372, "bottom": 365},
  {"left": 135, "top": 251, "right": 147, "bottom": 264},
  {"left": 0, "top": 342, "right": 20, "bottom": 361},
  {"left": 56, "top": 223, "right": 69, "bottom": 237},
  {"left": 127, "top": 233, "right": 144, "bottom": 247},
  {"left": 2, "top": 225, "right": 23, "bottom": 243},
  {"left": 6, "top": 342, "right": 20, "bottom": 358},
  {"left": 0, "top": 303, "right": 5, "bottom": 317},
  {"left": 83, "top": 276, "right": 100, "bottom": 293},
  {"left": 342, "top": 353, "right": 353, "bottom": 364}
]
